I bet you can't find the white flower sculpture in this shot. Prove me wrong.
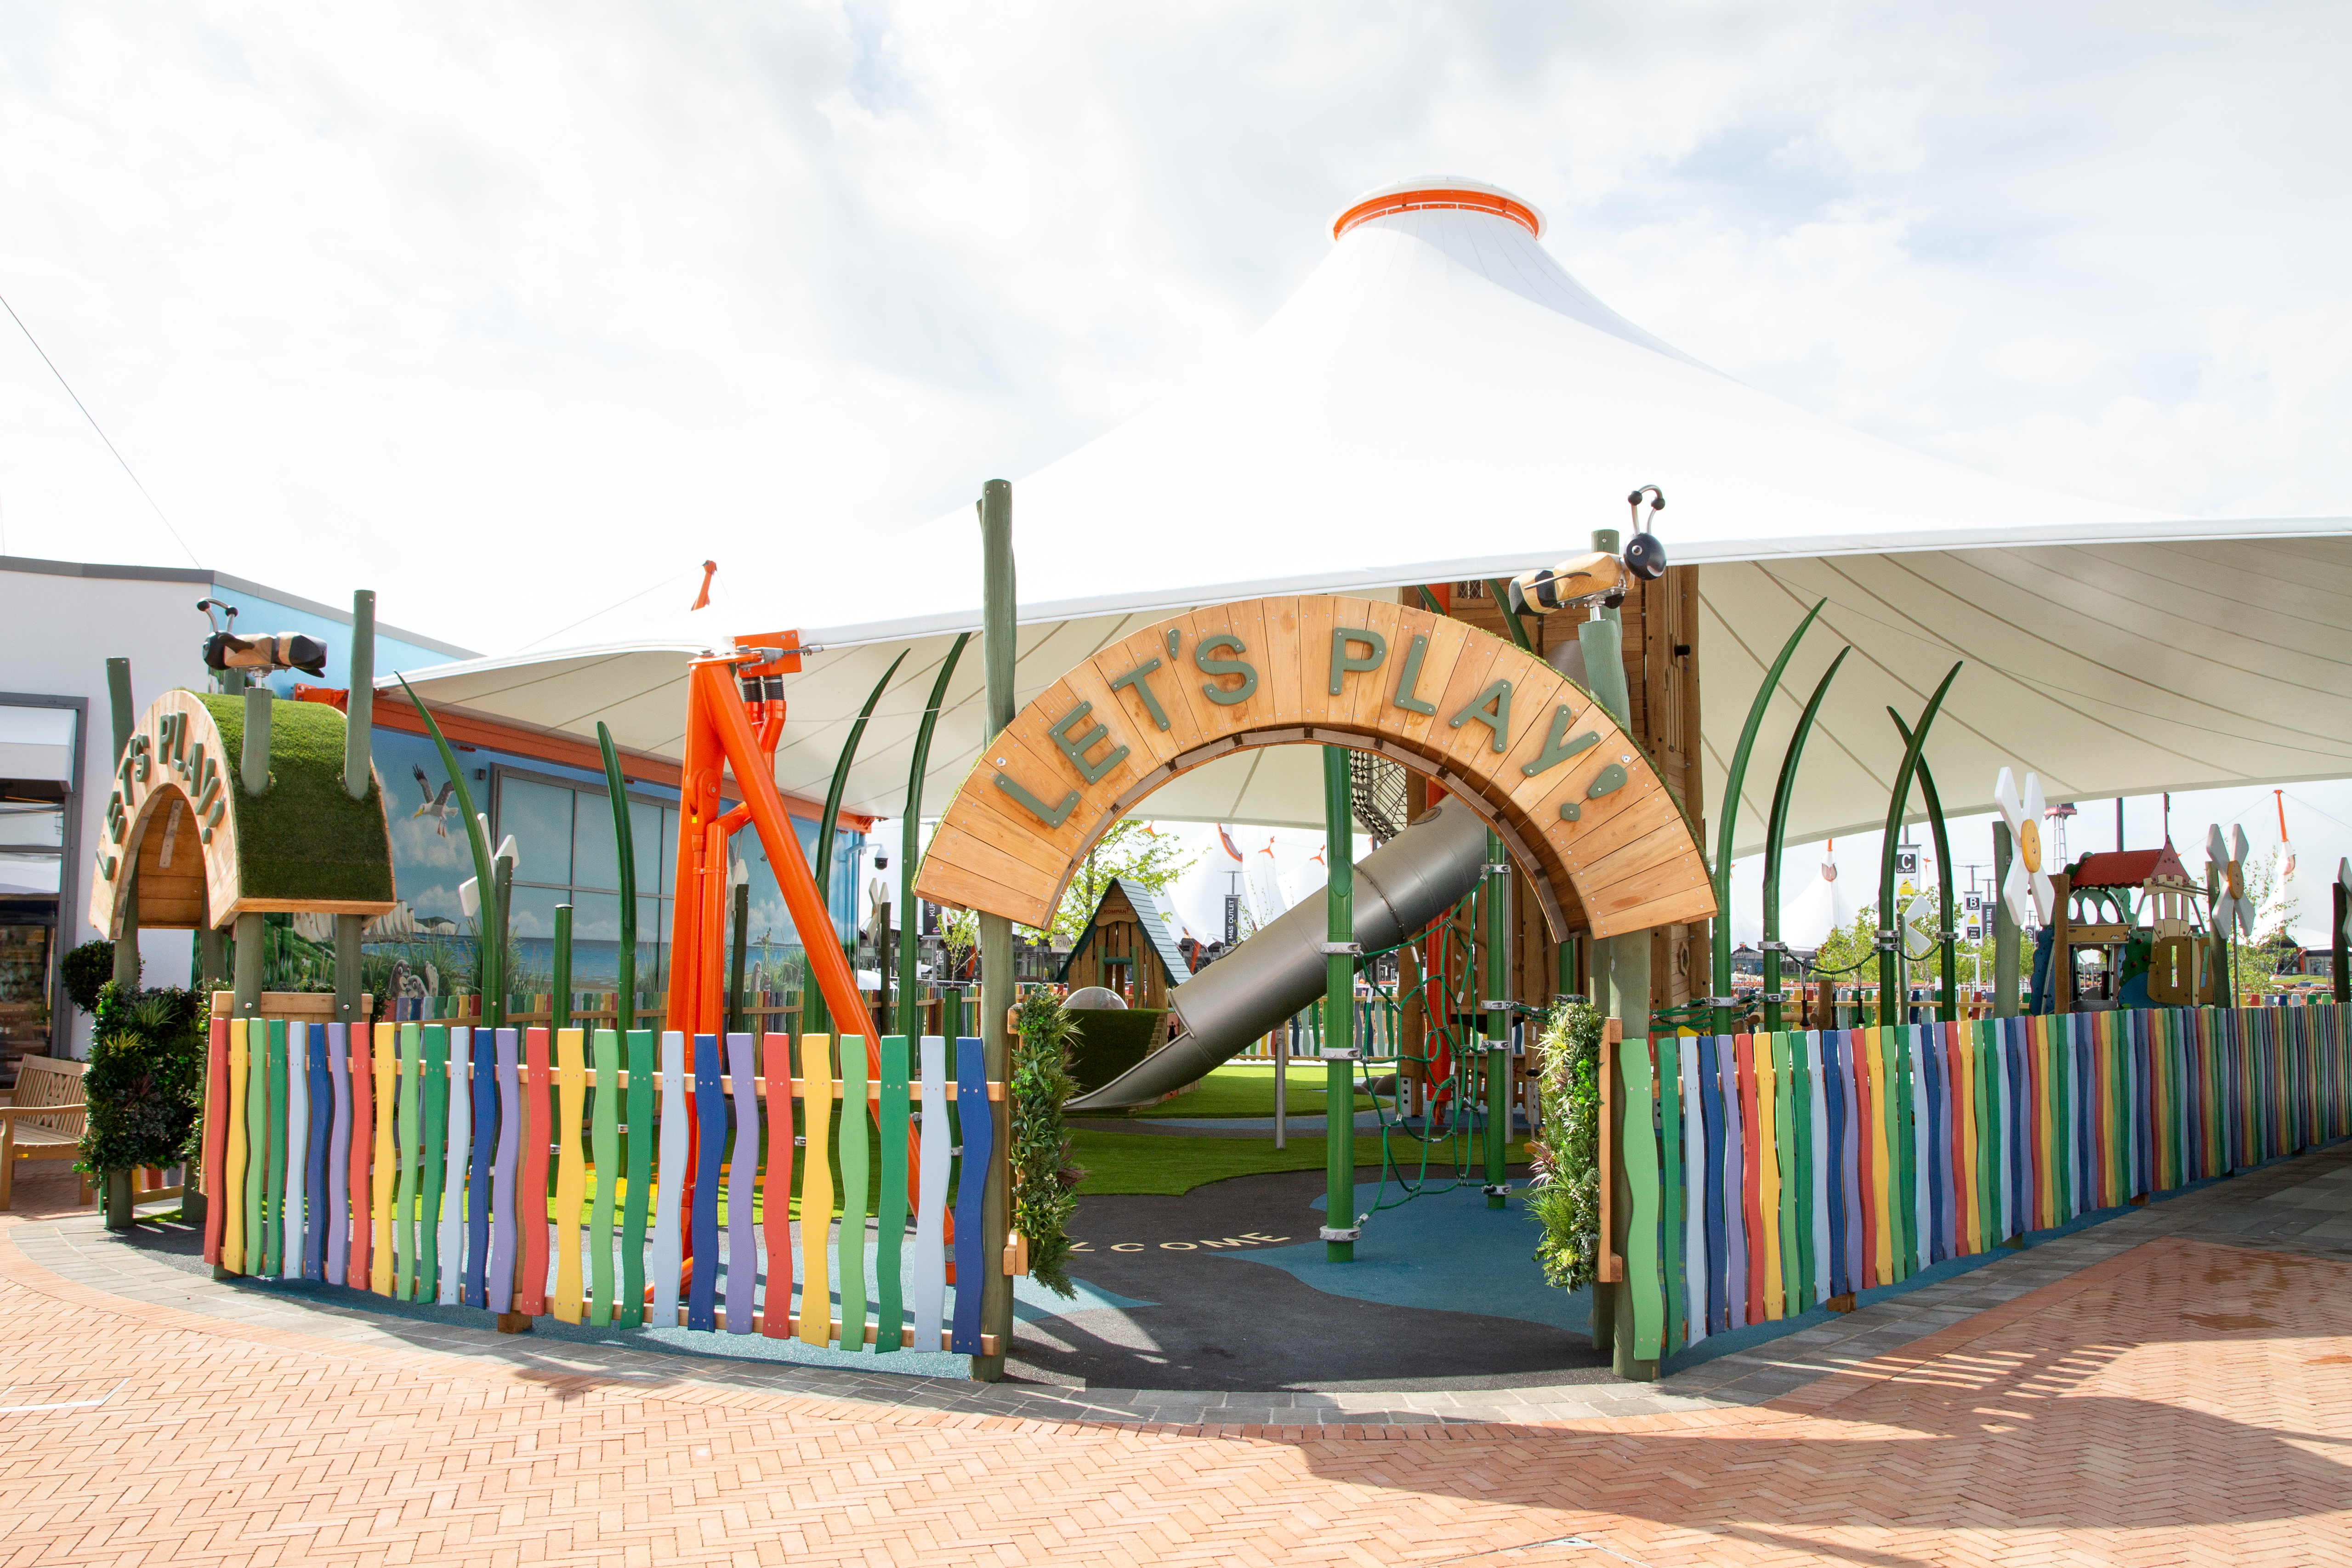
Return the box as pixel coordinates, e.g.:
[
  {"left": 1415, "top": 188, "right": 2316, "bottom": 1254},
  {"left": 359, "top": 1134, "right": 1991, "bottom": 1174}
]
[
  {"left": 1993, "top": 767, "right": 2055, "bottom": 924},
  {"left": 2206, "top": 823, "right": 2256, "bottom": 938}
]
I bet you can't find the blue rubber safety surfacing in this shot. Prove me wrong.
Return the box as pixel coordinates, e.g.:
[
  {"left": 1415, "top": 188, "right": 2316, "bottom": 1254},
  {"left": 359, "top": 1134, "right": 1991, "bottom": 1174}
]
[{"left": 1214, "top": 1181, "right": 1594, "bottom": 1339}]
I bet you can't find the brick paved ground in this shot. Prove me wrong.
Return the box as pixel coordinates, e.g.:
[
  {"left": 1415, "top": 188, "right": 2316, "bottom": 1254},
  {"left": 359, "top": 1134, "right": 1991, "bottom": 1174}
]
[{"left": 5, "top": 1154, "right": 2351, "bottom": 1565}]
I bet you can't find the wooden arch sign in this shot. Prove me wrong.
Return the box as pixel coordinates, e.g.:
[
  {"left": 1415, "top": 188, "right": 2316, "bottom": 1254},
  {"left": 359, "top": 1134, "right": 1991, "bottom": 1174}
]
[
  {"left": 85, "top": 690, "right": 397, "bottom": 936},
  {"left": 914, "top": 595, "right": 1716, "bottom": 939}
]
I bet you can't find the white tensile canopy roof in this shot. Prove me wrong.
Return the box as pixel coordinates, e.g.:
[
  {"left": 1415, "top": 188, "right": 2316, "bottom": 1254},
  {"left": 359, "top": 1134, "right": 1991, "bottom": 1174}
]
[{"left": 397, "top": 176, "right": 2352, "bottom": 859}]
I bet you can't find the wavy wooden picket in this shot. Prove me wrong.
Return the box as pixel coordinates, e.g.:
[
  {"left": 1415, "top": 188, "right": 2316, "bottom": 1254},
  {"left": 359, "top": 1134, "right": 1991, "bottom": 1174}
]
[
  {"left": 1623, "top": 1004, "right": 2349, "bottom": 1359},
  {"left": 199, "top": 1012, "right": 1008, "bottom": 1360}
]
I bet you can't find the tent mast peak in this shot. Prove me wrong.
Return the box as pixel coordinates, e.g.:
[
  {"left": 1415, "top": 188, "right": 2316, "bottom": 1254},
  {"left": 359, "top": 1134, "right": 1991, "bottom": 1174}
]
[{"left": 1331, "top": 176, "right": 1545, "bottom": 240}]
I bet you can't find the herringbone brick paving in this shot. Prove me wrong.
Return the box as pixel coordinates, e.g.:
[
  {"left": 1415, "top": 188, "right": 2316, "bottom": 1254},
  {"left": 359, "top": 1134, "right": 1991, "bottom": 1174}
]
[{"left": 4, "top": 1182, "right": 2350, "bottom": 1564}]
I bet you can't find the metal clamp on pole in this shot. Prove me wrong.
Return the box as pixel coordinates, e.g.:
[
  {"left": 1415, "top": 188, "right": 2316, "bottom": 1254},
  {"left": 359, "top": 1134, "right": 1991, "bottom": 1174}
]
[
  {"left": 1318, "top": 941, "right": 1363, "bottom": 955},
  {"left": 1480, "top": 999, "right": 1512, "bottom": 1012},
  {"left": 1318, "top": 1046, "right": 1362, "bottom": 1061},
  {"left": 1483, "top": 862, "right": 1511, "bottom": 876},
  {"left": 1758, "top": 939, "right": 1788, "bottom": 952},
  {"left": 1482, "top": 1183, "right": 1510, "bottom": 1199},
  {"left": 1318, "top": 1225, "right": 1362, "bottom": 1243}
]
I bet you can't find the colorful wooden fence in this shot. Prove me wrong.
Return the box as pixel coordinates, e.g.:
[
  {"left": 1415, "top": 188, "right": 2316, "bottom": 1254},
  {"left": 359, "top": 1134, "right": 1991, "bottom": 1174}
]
[
  {"left": 1613, "top": 1003, "right": 2350, "bottom": 1362},
  {"left": 198, "top": 1021, "right": 1005, "bottom": 1355}
]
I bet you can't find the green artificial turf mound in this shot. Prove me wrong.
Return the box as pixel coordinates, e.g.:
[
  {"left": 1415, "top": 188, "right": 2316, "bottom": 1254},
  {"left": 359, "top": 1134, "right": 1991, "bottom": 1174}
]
[
  {"left": 1128, "top": 1062, "right": 1374, "bottom": 1120},
  {"left": 202, "top": 694, "right": 395, "bottom": 905}
]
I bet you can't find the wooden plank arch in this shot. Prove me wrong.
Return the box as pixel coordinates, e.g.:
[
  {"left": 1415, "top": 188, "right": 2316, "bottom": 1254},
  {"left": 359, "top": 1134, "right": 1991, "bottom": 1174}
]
[{"left": 913, "top": 595, "right": 1716, "bottom": 939}]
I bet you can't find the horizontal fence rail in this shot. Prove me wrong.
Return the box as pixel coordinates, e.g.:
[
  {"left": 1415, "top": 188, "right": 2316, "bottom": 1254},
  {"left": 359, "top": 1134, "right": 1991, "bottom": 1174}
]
[
  {"left": 1611, "top": 1003, "right": 2350, "bottom": 1363},
  {"left": 199, "top": 1019, "right": 1007, "bottom": 1357}
]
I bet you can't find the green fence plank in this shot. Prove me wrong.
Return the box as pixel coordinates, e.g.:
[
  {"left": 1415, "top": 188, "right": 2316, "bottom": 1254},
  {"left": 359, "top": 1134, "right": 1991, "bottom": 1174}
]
[
  {"left": 838, "top": 1036, "right": 871, "bottom": 1349},
  {"left": 875, "top": 1034, "right": 909, "bottom": 1354},
  {"left": 420, "top": 1027, "right": 449, "bottom": 1304},
  {"left": 244, "top": 1021, "right": 268, "bottom": 1277},
  {"left": 621, "top": 1029, "right": 655, "bottom": 1329},
  {"left": 397, "top": 1023, "right": 422, "bottom": 1301},
  {"left": 591, "top": 1028, "right": 621, "bottom": 1327},
  {"left": 263, "top": 1020, "right": 288, "bottom": 1277},
  {"left": 1622, "top": 1034, "right": 1663, "bottom": 1360}
]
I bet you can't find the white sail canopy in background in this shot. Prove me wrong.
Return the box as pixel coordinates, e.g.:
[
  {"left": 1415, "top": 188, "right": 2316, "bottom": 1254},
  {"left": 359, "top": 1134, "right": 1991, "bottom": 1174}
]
[{"left": 393, "top": 176, "right": 2352, "bottom": 859}]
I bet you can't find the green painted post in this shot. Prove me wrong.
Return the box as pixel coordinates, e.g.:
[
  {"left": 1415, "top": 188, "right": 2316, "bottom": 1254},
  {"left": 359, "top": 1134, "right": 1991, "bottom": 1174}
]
[
  {"left": 490, "top": 853, "right": 512, "bottom": 1033},
  {"left": 2208, "top": 863, "right": 2227, "bottom": 1007},
  {"left": 901, "top": 634, "right": 973, "bottom": 1047},
  {"left": 1993, "top": 824, "right": 2020, "bottom": 1016},
  {"left": 105, "top": 658, "right": 140, "bottom": 988},
  {"left": 1877, "top": 664, "right": 1963, "bottom": 1026},
  {"left": 1323, "top": 747, "right": 1358, "bottom": 1259},
  {"left": 596, "top": 724, "right": 637, "bottom": 1034},
  {"left": 1574, "top": 532, "right": 1632, "bottom": 733},
  {"left": 1713, "top": 601, "right": 1826, "bottom": 1038},
  {"left": 973, "top": 477, "right": 1016, "bottom": 1380},
  {"left": 812, "top": 650, "right": 913, "bottom": 1041},
  {"left": 231, "top": 912, "right": 264, "bottom": 1020},
  {"left": 1483, "top": 830, "right": 1510, "bottom": 1208},
  {"left": 1761, "top": 648, "right": 1849, "bottom": 1032},
  {"left": 1891, "top": 713, "right": 1960, "bottom": 1024},
  {"left": 102, "top": 659, "right": 140, "bottom": 1229},
  {"left": 396, "top": 678, "right": 502, "bottom": 1029},
  {"left": 726, "top": 882, "right": 748, "bottom": 1038},
  {"left": 554, "top": 904, "right": 573, "bottom": 1034},
  {"left": 1605, "top": 932, "right": 1657, "bottom": 1381},
  {"left": 241, "top": 688, "right": 272, "bottom": 798},
  {"left": 2334, "top": 881, "right": 2348, "bottom": 1007},
  {"left": 338, "top": 591, "right": 375, "bottom": 1037}
]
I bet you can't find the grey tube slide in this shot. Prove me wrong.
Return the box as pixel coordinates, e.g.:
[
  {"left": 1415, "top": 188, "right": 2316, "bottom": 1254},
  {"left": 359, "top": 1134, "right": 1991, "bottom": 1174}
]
[{"left": 1065, "top": 800, "right": 1493, "bottom": 1112}]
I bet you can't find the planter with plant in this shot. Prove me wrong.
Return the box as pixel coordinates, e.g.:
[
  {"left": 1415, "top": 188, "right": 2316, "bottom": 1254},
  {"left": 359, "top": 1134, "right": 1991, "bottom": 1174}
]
[
  {"left": 78, "top": 982, "right": 207, "bottom": 1227},
  {"left": 1008, "top": 988, "right": 1086, "bottom": 1297},
  {"left": 1525, "top": 995, "right": 1604, "bottom": 1291}
]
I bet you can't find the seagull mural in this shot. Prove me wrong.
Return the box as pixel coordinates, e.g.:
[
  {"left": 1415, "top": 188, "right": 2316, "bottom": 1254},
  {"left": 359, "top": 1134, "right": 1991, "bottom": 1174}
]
[{"left": 410, "top": 765, "right": 460, "bottom": 837}]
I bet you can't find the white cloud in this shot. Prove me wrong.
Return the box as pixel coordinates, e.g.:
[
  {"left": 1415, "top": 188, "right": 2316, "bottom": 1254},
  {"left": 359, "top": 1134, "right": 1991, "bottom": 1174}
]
[{"left": 0, "top": 1, "right": 2345, "bottom": 653}]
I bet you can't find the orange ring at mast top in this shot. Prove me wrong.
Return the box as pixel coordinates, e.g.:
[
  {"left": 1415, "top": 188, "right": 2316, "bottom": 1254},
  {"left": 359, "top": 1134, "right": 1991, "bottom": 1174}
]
[{"left": 1330, "top": 179, "right": 1544, "bottom": 241}]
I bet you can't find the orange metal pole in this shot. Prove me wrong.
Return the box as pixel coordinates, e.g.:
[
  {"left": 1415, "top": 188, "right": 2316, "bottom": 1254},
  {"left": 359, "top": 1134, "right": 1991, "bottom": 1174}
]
[
  {"left": 693, "top": 658, "right": 881, "bottom": 1055},
  {"left": 676, "top": 654, "right": 938, "bottom": 1236}
]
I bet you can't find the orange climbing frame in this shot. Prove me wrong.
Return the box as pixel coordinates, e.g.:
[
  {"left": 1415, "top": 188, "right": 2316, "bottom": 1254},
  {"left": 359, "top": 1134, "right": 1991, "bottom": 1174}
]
[{"left": 663, "top": 641, "right": 924, "bottom": 1198}]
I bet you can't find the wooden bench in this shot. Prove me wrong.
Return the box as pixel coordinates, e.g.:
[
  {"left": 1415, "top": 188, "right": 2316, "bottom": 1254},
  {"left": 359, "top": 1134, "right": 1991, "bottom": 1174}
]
[{"left": 0, "top": 1057, "right": 91, "bottom": 1210}]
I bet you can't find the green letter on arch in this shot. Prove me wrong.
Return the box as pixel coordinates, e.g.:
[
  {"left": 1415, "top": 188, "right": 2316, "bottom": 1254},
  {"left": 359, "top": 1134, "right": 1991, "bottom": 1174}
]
[
  {"left": 1327, "top": 627, "right": 1387, "bottom": 695},
  {"left": 1448, "top": 679, "right": 1514, "bottom": 753}
]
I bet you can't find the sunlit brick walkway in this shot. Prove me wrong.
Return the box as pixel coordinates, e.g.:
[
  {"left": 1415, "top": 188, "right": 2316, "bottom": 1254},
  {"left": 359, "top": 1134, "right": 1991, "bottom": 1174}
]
[{"left": 5, "top": 1166, "right": 2351, "bottom": 1565}]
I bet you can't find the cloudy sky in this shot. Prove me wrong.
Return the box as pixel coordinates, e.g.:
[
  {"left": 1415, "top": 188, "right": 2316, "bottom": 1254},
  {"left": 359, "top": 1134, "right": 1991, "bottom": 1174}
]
[{"left": 4, "top": 1, "right": 2348, "bottom": 657}]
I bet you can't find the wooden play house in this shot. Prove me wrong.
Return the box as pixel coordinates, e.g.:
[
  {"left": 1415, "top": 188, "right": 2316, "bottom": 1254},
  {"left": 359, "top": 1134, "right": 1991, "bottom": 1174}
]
[{"left": 1057, "top": 878, "right": 1193, "bottom": 1009}]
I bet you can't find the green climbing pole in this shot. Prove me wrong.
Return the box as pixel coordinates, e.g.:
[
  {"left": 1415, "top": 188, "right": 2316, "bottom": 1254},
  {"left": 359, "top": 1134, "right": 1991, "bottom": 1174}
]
[{"left": 1323, "top": 746, "right": 1357, "bottom": 1261}]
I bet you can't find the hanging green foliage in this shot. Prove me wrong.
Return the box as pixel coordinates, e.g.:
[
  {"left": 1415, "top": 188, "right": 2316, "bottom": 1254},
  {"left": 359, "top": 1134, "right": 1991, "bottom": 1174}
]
[
  {"left": 1009, "top": 988, "right": 1087, "bottom": 1297},
  {"left": 1525, "top": 995, "right": 1604, "bottom": 1291},
  {"left": 78, "top": 982, "right": 208, "bottom": 1175}
]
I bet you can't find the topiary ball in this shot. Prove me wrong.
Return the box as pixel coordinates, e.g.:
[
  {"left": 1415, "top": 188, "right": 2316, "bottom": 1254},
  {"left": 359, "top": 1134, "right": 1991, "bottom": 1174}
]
[{"left": 61, "top": 940, "right": 127, "bottom": 1012}]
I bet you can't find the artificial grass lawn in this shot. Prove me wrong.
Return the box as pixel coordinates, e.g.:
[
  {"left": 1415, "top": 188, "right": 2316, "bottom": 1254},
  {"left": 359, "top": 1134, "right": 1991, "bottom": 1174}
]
[
  {"left": 1126, "top": 1062, "right": 1376, "bottom": 1120},
  {"left": 484, "top": 1066, "right": 1460, "bottom": 1219},
  {"left": 1070, "top": 1127, "right": 1534, "bottom": 1197}
]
